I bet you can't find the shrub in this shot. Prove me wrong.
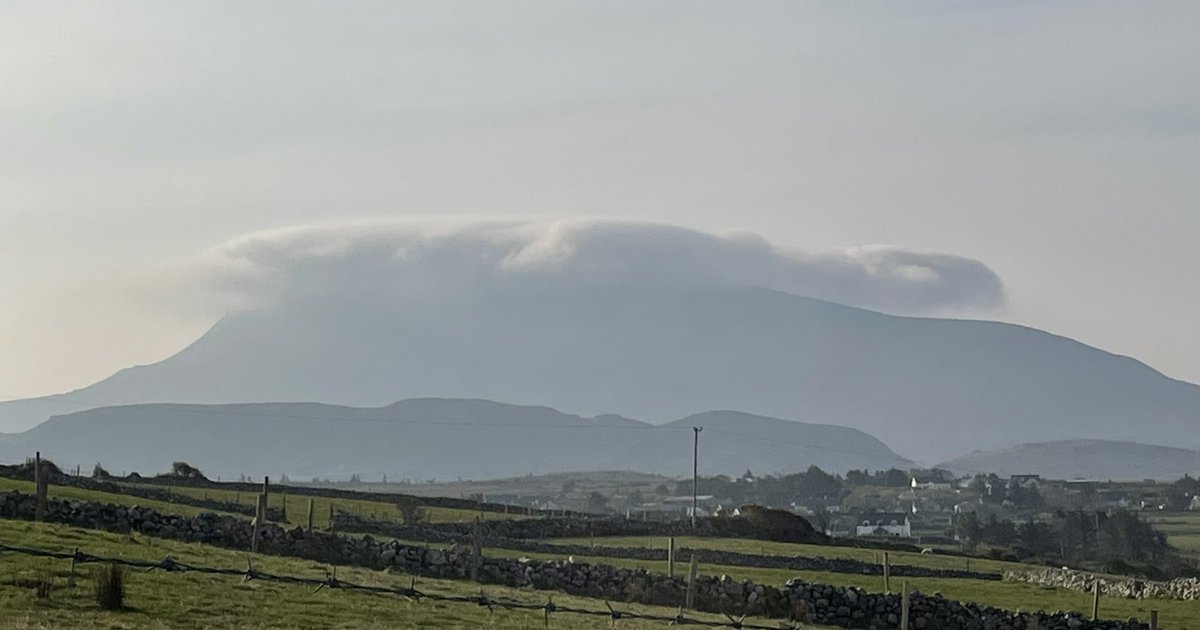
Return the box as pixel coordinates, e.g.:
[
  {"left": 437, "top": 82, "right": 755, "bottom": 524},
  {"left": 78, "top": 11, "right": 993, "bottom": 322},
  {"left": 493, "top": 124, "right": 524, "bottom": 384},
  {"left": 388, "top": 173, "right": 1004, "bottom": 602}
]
[
  {"left": 94, "top": 563, "right": 125, "bottom": 610},
  {"left": 395, "top": 497, "right": 428, "bottom": 525},
  {"left": 164, "top": 461, "right": 206, "bottom": 480}
]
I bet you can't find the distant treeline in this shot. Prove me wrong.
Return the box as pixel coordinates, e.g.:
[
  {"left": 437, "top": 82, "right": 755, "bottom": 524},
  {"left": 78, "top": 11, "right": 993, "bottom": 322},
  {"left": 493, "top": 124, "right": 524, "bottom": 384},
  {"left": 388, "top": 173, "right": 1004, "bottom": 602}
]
[{"left": 954, "top": 509, "right": 1187, "bottom": 578}]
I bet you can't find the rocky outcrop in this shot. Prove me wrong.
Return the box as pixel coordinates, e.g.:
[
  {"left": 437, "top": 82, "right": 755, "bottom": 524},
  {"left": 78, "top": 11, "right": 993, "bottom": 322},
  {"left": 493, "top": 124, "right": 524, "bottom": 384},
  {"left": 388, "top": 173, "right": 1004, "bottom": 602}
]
[{"left": 1005, "top": 568, "right": 1200, "bottom": 601}]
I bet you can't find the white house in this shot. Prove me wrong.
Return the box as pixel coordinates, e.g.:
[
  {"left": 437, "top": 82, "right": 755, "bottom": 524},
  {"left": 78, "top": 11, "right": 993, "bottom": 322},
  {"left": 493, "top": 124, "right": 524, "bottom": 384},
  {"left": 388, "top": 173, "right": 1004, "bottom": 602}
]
[
  {"left": 855, "top": 513, "right": 912, "bottom": 538},
  {"left": 910, "top": 474, "right": 952, "bottom": 491}
]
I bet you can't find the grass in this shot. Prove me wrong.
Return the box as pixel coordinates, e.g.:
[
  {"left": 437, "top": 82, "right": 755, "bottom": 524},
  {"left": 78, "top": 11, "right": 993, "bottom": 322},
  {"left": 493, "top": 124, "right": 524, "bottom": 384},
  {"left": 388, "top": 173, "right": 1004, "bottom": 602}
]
[
  {"left": 497, "top": 537, "right": 1199, "bottom": 630},
  {"left": 8, "top": 478, "right": 1195, "bottom": 628},
  {"left": 0, "top": 520, "right": 820, "bottom": 629},
  {"left": 551, "top": 535, "right": 1030, "bottom": 575},
  {"left": 125, "top": 483, "right": 526, "bottom": 529},
  {"left": 1146, "top": 512, "right": 1200, "bottom": 563},
  {"left": 0, "top": 479, "right": 240, "bottom": 520}
]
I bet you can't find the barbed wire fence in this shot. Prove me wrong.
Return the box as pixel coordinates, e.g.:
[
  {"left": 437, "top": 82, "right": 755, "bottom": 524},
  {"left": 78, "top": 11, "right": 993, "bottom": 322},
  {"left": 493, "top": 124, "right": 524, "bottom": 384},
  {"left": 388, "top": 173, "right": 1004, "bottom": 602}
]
[{"left": 0, "top": 541, "right": 808, "bottom": 629}]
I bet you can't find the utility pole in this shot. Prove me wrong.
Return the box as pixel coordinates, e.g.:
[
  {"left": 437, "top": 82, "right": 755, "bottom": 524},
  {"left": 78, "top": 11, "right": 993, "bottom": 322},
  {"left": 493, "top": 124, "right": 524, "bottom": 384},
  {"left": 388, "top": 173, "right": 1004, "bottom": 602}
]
[{"left": 691, "top": 426, "right": 702, "bottom": 529}]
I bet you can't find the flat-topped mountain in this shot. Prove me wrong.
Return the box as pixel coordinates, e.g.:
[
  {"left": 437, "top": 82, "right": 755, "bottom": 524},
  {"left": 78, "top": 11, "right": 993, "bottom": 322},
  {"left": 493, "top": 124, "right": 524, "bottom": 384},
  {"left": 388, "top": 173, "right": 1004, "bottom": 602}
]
[
  {"left": 2, "top": 283, "right": 1199, "bottom": 462},
  {"left": 0, "top": 399, "right": 911, "bottom": 480},
  {"left": 940, "top": 439, "right": 1200, "bottom": 481}
]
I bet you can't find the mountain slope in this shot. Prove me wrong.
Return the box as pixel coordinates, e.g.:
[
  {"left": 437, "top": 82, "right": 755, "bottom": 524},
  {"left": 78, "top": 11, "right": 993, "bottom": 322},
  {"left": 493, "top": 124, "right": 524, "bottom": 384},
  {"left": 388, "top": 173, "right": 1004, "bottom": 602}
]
[
  {"left": 0, "top": 399, "right": 911, "bottom": 479},
  {"left": 939, "top": 440, "right": 1200, "bottom": 480},
  {"left": 2, "top": 284, "right": 1199, "bottom": 461}
]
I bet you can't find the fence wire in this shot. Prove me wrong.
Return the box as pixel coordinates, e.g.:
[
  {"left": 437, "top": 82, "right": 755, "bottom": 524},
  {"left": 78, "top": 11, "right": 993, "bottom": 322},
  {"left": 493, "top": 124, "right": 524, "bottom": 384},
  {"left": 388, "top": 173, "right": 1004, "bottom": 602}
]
[{"left": 0, "top": 542, "right": 806, "bottom": 629}]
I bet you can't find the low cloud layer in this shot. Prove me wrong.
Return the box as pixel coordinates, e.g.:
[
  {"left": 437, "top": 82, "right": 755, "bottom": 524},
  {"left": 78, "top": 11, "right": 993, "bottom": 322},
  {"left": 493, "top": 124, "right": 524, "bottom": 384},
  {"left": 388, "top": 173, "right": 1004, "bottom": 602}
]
[{"left": 172, "top": 220, "right": 1004, "bottom": 316}]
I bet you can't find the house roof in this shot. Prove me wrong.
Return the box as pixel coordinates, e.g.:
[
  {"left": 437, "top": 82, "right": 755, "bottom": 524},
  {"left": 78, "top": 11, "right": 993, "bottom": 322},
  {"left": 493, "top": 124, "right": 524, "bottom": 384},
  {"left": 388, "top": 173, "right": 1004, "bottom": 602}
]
[{"left": 856, "top": 512, "right": 909, "bottom": 522}]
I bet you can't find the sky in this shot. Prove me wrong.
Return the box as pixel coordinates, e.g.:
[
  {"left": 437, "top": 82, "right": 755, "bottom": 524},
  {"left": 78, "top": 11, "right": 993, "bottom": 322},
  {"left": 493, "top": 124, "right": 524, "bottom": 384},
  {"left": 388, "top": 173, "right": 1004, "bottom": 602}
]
[{"left": 1, "top": 1, "right": 1198, "bottom": 399}]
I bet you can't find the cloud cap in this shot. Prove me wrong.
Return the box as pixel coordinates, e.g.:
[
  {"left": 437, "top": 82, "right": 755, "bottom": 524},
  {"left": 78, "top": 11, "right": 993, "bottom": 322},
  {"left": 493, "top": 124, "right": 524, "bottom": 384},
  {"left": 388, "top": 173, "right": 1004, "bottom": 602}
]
[{"left": 186, "top": 219, "right": 1005, "bottom": 316}]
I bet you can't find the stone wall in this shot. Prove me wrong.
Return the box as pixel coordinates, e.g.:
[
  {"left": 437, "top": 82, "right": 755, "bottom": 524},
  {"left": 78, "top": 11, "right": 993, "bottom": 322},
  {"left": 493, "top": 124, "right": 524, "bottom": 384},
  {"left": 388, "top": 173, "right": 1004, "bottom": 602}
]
[
  {"left": 1005, "top": 567, "right": 1200, "bottom": 601},
  {"left": 332, "top": 511, "right": 1002, "bottom": 581},
  {"left": 348, "top": 510, "right": 830, "bottom": 544},
  {"left": 0, "top": 491, "right": 1148, "bottom": 629}
]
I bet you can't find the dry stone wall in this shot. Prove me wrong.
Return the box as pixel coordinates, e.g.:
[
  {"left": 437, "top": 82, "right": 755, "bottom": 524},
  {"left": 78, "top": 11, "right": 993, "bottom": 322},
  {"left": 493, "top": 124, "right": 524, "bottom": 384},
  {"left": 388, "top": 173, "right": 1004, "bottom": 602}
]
[
  {"left": 332, "top": 511, "right": 1002, "bottom": 581},
  {"left": 1005, "top": 568, "right": 1200, "bottom": 601},
  {"left": 0, "top": 491, "right": 1148, "bottom": 630}
]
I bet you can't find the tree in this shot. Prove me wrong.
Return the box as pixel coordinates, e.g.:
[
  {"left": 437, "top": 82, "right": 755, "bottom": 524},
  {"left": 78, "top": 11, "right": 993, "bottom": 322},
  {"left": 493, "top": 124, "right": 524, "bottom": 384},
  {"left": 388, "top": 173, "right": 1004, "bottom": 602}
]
[
  {"left": 587, "top": 491, "right": 610, "bottom": 513},
  {"left": 980, "top": 514, "right": 1016, "bottom": 546},
  {"left": 1016, "top": 519, "right": 1056, "bottom": 557},
  {"left": 1099, "top": 510, "right": 1168, "bottom": 562},
  {"left": 844, "top": 470, "right": 870, "bottom": 486},
  {"left": 1058, "top": 510, "right": 1095, "bottom": 560},
  {"left": 882, "top": 468, "right": 909, "bottom": 487},
  {"left": 1005, "top": 484, "right": 1043, "bottom": 509},
  {"left": 395, "top": 497, "right": 428, "bottom": 525},
  {"left": 811, "top": 505, "right": 831, "bottom": 535},
  {"left": 956, "top": 512, "right": 982, "bottom": 550},
  {"left": 169, "top": 461, "right": 206, "bottom": 480},
  {"left": 794, "top": 466, "right": 844, "bottom": 499}
]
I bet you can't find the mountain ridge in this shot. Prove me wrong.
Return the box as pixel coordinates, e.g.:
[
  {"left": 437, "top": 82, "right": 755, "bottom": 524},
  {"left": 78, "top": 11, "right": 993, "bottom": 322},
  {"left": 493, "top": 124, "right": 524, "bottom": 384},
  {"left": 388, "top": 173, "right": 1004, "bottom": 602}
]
[
  {"left": 939, "top": 439, "right": 1200, "bottom": 480},
  {"left": 2, "top": 284, "right": 1199, "bottom": 461},
  {"left": 0, "top": 398, "right": 912, "bottom": 480}
]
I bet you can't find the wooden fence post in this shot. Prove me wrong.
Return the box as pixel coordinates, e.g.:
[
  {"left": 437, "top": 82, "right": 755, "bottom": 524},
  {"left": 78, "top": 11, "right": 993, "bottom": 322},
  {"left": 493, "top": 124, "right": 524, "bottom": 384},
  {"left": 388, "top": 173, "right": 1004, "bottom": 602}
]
[
  {"left": 900, "top": 581, "right": 910, "bottom": 630},
  {"left": 306, "top": 499, "right": 315, "bottom": 532},
  {"left": 684, "top": 554, "right": 698, "bottom": 610},
  {"left": 262, "top": 476, "right": 269, "bottom": 513},
  {"left": 883, "top": 552, "right": 891, "bottom": 593},
  {"left": 280, "top": 490, "right": 288, "bottom": 522},
  {"left": 1091, "top": 581, "right": 1101, "bottom": 620},
  {"left": 251, "top": 493, "right": 266, "bottom": 553},
  {"left": 329, "top": 503, "right": 335, "bottom": 532},
  {"left": 471, "top": 517, "right": 483, "bottom": 582},
  {"left": 1149, "top": 610, "right": 1158, "bottom": 630},
  {"left": 667, "top": 537, "right": 676, "bottom": 578},
  {"left": 34, "top": 451, "right": 46, "bottom": 522}
]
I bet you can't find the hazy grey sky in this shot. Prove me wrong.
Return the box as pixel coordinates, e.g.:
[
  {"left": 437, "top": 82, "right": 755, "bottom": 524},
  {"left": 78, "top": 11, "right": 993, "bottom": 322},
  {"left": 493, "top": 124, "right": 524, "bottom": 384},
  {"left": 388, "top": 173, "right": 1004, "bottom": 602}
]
[{"left": 2, "top": 1, "right": 1197, "bottom": 399}]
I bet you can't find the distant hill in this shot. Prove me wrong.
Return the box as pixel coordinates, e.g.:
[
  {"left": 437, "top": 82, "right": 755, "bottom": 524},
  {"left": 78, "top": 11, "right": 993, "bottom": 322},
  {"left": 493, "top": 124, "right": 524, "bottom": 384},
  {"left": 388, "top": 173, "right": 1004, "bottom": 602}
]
[
  {"left": 0, "top": 399, "right": 912, "bottom": 480},
  {"left": 939, "top": 440, "right": 1200, "bottom": 480},
  {"left": 3, "top": 284, "right": 1200, "bottom": 461}
]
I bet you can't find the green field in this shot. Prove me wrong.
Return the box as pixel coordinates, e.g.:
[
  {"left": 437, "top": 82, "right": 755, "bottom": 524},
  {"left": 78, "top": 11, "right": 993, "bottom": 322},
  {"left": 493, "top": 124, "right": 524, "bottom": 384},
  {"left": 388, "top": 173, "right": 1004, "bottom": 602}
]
[
  {"left": 523, "top": 537, "right": 1198, "bottom": 630},
  {"left": 5, "top": 480, "right": 1195, "bottom": 629},
  {"left": 552, "top": 535, "right": 1028, "bottom": 575},
  {"left": 0, "top": 520, "right": 808, "bottom": 629},
  {"left": 132, "top": 483, "right": 526, "bottom": 529},
  {"left": 1147, "top": 512, "right": 1200, "bottom": 563},
  {"left": 0, "top": 479, "right": 241, "bottom": 520},
  {"left": 1, "top": 477, "right": 520, "bottom": 529}
]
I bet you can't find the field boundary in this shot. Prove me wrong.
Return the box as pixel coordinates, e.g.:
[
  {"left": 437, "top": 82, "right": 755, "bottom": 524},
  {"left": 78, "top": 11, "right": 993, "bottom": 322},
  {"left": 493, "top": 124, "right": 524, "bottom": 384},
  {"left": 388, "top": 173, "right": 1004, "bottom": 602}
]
[
  {"left": 330, "top": 511, "right": 1004, "bottom": 582},
  {"left": 0, "top": 541, "right": 800, "bottom": 630}
]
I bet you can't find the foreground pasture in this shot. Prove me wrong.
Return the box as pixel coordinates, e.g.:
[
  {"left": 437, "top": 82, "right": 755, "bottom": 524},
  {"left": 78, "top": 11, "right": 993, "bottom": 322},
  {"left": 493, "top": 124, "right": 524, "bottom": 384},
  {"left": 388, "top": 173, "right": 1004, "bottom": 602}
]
[{"left": 0, "top": 520, "right": 802, "bottom": 629}]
